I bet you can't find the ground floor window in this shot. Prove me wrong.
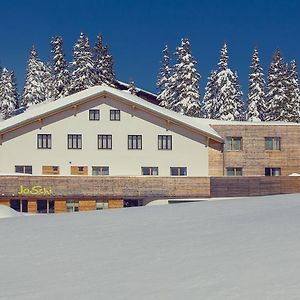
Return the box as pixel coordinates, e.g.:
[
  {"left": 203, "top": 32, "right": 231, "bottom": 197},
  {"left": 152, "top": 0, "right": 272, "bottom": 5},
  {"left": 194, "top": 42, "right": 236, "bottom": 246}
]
[
  {"left": 265, "top": 167, "right": 281, "bottom": 176},
  {"left": 124, "top": 199, "right": 143, "bottom": 207},
  {"left": 66, "top": 200, "right": 79, "bottom": 212},
  {"left": 10, "top": 200, "right": 28, "bottom": 212},
  {"left": 15, "top": 165, "right": 32, "bottom": 174},
  {"left": 141, "top": 167, "right": 158, "bottom": 175},
  {"left": 96, "top": 200, "right": 108, "bottom": 210},
  {"left": 226, "top": 167, "right": 243, "bottom": 176},
  {"left": 170, "top": 167, "right": 187, "bottom": 176},
  {"left": 37, "top": 200, "right": 54, "bottom": 213},
  {"left": 92, "top": 166, "right": 109, "bottom": 176}
]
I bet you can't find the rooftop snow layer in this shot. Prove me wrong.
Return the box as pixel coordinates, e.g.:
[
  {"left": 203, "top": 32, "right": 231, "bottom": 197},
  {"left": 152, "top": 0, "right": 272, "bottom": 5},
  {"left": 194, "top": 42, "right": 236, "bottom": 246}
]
[{"left": 1, "top": 194, "right": 300, "bottom": 299}]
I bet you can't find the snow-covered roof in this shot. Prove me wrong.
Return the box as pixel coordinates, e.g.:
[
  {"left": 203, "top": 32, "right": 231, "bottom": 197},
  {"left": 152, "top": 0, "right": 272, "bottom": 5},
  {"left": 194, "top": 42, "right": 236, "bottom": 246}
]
[
  {"left": 208, "top": 118, "right": 300, "bottom": 126},
  {"left": 0, "top": 85, "right": 223, "bottom": 142}
]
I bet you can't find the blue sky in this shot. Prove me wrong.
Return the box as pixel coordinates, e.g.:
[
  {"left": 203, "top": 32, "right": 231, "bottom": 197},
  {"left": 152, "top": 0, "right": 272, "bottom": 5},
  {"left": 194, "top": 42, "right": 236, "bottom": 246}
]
[{"left": 1, "top": 0, "right": 300, "bottom": 96}]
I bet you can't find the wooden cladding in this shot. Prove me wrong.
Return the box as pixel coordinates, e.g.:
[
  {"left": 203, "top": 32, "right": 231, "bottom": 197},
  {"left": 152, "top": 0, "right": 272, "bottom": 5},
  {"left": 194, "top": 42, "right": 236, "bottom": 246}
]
[
  {"left": 79, "top": 200, "right": 96, "bottom": 211},
  {"left": 108, "top": 199, "right": 124, "bottom": 208},
  {"left": 42, "top": 166, "right": 60, "bottom": 175},
  {"left": 70, "top": 166, "right": 88, "bottom": 175}
]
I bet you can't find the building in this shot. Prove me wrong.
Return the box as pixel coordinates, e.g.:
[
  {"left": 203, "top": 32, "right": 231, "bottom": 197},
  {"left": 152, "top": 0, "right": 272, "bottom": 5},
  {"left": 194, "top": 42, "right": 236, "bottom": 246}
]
[{"left": 0, "top": 85, "right": 299, "bottom": 213}]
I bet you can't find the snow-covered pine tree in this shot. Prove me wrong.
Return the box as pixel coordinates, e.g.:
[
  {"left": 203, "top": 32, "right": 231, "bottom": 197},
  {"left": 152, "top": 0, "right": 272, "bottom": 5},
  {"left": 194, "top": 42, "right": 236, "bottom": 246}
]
[
  {"left": 233, "top": 72, "right": 244, "bottom": 120},
  {"left": 170, "top": 38, "right": 201, "bottom": 117},
  {"left": 51, "top": 36, "right": 71, "bottom": 99},
  {"left": 202, "top": 70, "right": 219, "bottom": 118},
  {"left": 286, "top": 60, "right": 300, "bottom": 122},
  {"left": 22, "top": 46, "right": 49, "bottom": 107},
  {"left": 157, "top": 45, "right": 173, "bottom": 108},
  {"left": 101, "top": 45, "right": 116, "bottom": 86},
  {"left": 128, "top": 80, "right": 137, "bottom": 95},
  {"left": 214, "top": 43, "right": 244, "bottom": 120},
  {"left": 94, "top": 33, "right": 105, "bottom": 85},
  {"left": 265, "top": 49, "right": 289, "bottom": 121},
  {"left": 246, "top": 48, "right": 266, "bottom": 121},
  {"left": 0, "top": 68, "right": 18, "bottom": 119},
  {"left": 11, "top": 71, "right": 19, "bottom": 109},
  {"left": 70, "top": 33, "right": 96, "bottom": 93}
]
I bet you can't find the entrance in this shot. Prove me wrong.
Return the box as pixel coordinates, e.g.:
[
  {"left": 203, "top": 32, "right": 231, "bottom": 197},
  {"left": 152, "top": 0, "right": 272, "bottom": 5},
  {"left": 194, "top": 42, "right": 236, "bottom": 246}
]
[{"left": 37, "top": 200, "right": 55, "bottom": 213}]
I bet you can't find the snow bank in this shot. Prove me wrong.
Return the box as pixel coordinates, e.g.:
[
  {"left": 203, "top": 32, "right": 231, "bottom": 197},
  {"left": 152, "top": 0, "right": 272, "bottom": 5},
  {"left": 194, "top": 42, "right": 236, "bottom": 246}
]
[
  {"left": 1, "top": 194, "right": 300, "bottom": 299},
  {"left": 0, "top": 204, "right": 21, "bottom": 219}
]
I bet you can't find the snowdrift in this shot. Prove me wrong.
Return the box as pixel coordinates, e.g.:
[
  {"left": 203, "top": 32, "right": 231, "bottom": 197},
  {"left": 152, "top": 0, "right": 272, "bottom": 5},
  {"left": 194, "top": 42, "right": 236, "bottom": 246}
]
[
  {"left": 1, "top": 194, "right": 300, "bottom": 299},
  {"left": 0, "top": 204, "right": 21, "bottom": 219}
]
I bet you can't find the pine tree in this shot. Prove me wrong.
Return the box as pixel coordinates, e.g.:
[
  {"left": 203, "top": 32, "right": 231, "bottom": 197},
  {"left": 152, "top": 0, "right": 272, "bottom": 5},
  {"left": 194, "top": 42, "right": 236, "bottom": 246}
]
[
  {"left": 70, "top": 33, "right": 96, "bottom": 93},
  {"left": 51, "top": 36, "right": 70, "bottom": 99},
  {"left": 202, "top": 70, "right": 219, "bottom": 118},
  {"left": 128, "top": 80, "right": 137, "bottom": 95},
  {"left": 0, "top": 68, "right": 18, "bottom": 119},
  {"left": 94, "top": 33, "right": 105, "bottom": 85},
  {"left": 101, "top": 45, "right": 115, "bottom": 86},
  {"left": 11, "top": 71, "right": 19, "bottom": 109},
  {"left": 286, "top": 60, "right": 300, "bottom": 122},
  {"left": 213, "top": 43, "right": 244, "bottom": 120},
  {"left": 265, "top": 49, "right": 289, "bottom": 121},
  {"left": 157, "top": 45, "right": 173, "bottom": 108},
  {"left": 246, "top": 49, "right": 266, "bottom": 121},
  {"left": 170, "top": 38, "right": 201, "bottom": 117},
  {"left": 22, "top": 46, "right": 49, "bottom": 107}
]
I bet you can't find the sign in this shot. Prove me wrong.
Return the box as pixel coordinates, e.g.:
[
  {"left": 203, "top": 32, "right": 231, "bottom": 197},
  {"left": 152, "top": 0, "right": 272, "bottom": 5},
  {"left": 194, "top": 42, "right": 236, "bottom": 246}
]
[{"left": 17, "top": 185, "right": 54, "bottom": 196}]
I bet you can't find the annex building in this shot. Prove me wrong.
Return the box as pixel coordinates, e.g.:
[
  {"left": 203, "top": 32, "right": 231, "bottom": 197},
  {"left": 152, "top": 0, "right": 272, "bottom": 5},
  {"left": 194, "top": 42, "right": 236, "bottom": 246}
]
[{"left": 0, "top": 85, "right": 300, "bottom": 213}]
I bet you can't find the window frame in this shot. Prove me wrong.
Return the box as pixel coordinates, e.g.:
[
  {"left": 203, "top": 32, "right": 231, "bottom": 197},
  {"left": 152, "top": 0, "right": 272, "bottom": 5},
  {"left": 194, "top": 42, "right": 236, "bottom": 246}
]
[
  {"left": 15, "top": 165, "right": 32, "bottom": 174},
  {"left": 170, "top": 167, "right": 187, "bottom": 176},
  {"left": 265, "top": 167, "right": 281, "bottom": 176},
  {"left": 226, "top": 167, "right": 243, "bottom": 176},
  {"left": 128, "top": 135, "right": 142, "bottom": 150},
  {"left": 141, "top": 167, "right": 159, "bottom": 176},
  {"left": 68, "top": 134, "right": 82, "bottom": 149},
  {"left": 265, "top": 137, "right": 281, "bottom": 151},
  {"left": 89, "top": 109, "right": 100, "bottom": 121},
  {"left": 92, "top": 166, "right": 109, "bottom": 176},
  {"left": 158, "top": 135, "right": 172, "bottom": 150},
  {"left": 37, "top": 134, "right": 52, "bottom": 149},
  {"left": 225, "top": 136, "right": 243, "bottom": 151},
  {"left": 98, "top": 134, "right": 112, "bottom": 149},
  {"left": 110, "top": 109, "right": 121, "bottom": 121}
]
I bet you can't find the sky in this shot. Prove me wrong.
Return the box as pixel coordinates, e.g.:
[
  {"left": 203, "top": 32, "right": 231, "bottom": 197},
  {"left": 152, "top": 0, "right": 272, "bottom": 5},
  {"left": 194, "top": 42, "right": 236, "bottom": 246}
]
[{"left": 1, "top": 0, "right": 300, "bottom": 97}]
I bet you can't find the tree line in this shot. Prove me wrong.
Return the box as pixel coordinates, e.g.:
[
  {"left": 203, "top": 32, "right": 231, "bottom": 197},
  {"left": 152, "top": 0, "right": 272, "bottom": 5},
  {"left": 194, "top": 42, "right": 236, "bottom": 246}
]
[{"left": 157, "top": 39, "right": 300, "bottom": 122}]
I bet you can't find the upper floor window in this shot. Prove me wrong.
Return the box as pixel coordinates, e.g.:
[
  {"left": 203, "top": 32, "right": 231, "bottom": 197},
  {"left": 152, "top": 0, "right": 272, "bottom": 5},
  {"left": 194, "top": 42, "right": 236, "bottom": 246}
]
[
  {"left": 141, "top": 167, "right": 158, "bottom": 176},
  {"left": 89, "top": 109, "right": 100, "bottom": 120},
  {"left": 15, "top": 165, "right": 32, "bottom": 174},
  {"left": 92, "top": 166, "right": 109, "bottom": 176},
  {"left": 225, "top": 137, "right": 242, "bottom": 151},
  {"left": 265, "top": 137, "right": 281, "bottom": 150},
  {"left": 98, "top": 135, "right": 112, "bottom": 149},
  {"left": 110, "top": 109, "right": 120, "bottom": 121},
  {"left": 128, "top": 135, "right": 142, "bottom": 149},
  {"left": 226, "top": 167, "right": 243, "bottom": 176},
  {"left": 170, "top": 167, "right": 187, "bottom": 176},
  {"left": 265, "top": 167, "right": 281, "bottom": 176},
  {"left": 158, "top": 135, "right": 172, "bottom": 150},
  {"left": 37, "top": 134, "right": 51, "bottom": 149},
  {"left": 68, "top": 134, "right": 82, "bottom": 149}
]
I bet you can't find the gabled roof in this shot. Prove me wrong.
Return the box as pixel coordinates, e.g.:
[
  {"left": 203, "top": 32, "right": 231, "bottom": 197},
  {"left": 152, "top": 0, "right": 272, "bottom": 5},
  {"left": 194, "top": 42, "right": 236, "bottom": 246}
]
[{"left": 0, "top": 85, "right": 223, "bottom": 142}]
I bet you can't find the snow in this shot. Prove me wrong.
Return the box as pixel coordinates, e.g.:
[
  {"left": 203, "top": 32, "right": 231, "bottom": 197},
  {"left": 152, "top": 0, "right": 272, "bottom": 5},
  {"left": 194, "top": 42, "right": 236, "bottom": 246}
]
[
  {"left": 0, "top": 204, "right": 21, "bottom": 218},
  {"left": 1, "top": 194, "right": 300, "bottom": 299}
]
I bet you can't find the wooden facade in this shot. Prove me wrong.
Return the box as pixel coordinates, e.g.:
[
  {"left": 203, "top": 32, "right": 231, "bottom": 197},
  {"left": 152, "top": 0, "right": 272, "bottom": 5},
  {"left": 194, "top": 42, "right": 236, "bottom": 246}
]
[{"left": 210, "top": 124, "right": 300, "bottom": 176}]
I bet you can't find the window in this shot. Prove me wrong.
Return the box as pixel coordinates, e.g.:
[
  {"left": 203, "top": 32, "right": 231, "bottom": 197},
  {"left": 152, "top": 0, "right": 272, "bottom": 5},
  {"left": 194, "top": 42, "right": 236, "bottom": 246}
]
[
  {"left": 68, "top": 134, "right": 82, "bottom": 149},
  {"left": 96, "top": 200, "right": 108, "bottom": 210},
  {"left": 225, "top": 137, "right": 242, "bottom": 151},
  {"left": 265, "top": 168, "right": 281, "bottom": 176},
  {"left": 158, "top": 135, "right": 172, "bottom": 150},
  {"left": 70, "top": 166, "right": 87, "bottom": 175},
  {"left": 141, "top": 167, "right": 158, "bottom": 175},
  {"left": 10, "top": 200, "right": 28, "bottom": 212},
  {"left": 37, "top": 134, "right": 51, "bottom": 149},
  {"left": 265, "top": 137, "right": 281, "bottom": 150},
  {"left": 128, "top": 135, "right": 142, "bottom": 149},
  {"left": 98, "top": 135, "right": 112, "bottom": 149},
  {"left": 42, "top": 166, "right": 59, "bottom": 175},
  {"left": 89, "top": 109, "right": 100, "bottom": 120},
  {"left": 110, "top": 109, "right": 120, "bottom": 121},
  {"left": 66, "top": 200, "right": 79, "bottom": 212},
  {"left": 92, "top": 166, "right": 109, "bottom": 176},
  {"left": 170, "top": 167, "right": 187, "bottom": 176},
  {"left": 37, "top": 200, "right": 54, "bottom": 213},
  {"left": 15, "top": 165, "right": 32, "bottom": 174},
  {"left": 226, "top": 167, "right": 243, "bottom": 176}
]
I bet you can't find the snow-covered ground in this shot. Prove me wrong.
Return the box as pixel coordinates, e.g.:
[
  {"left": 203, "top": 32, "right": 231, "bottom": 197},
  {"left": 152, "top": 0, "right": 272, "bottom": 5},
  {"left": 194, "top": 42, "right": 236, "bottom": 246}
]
[{"left": 1, "top": 194, "right": 300, "bottom": 299}]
